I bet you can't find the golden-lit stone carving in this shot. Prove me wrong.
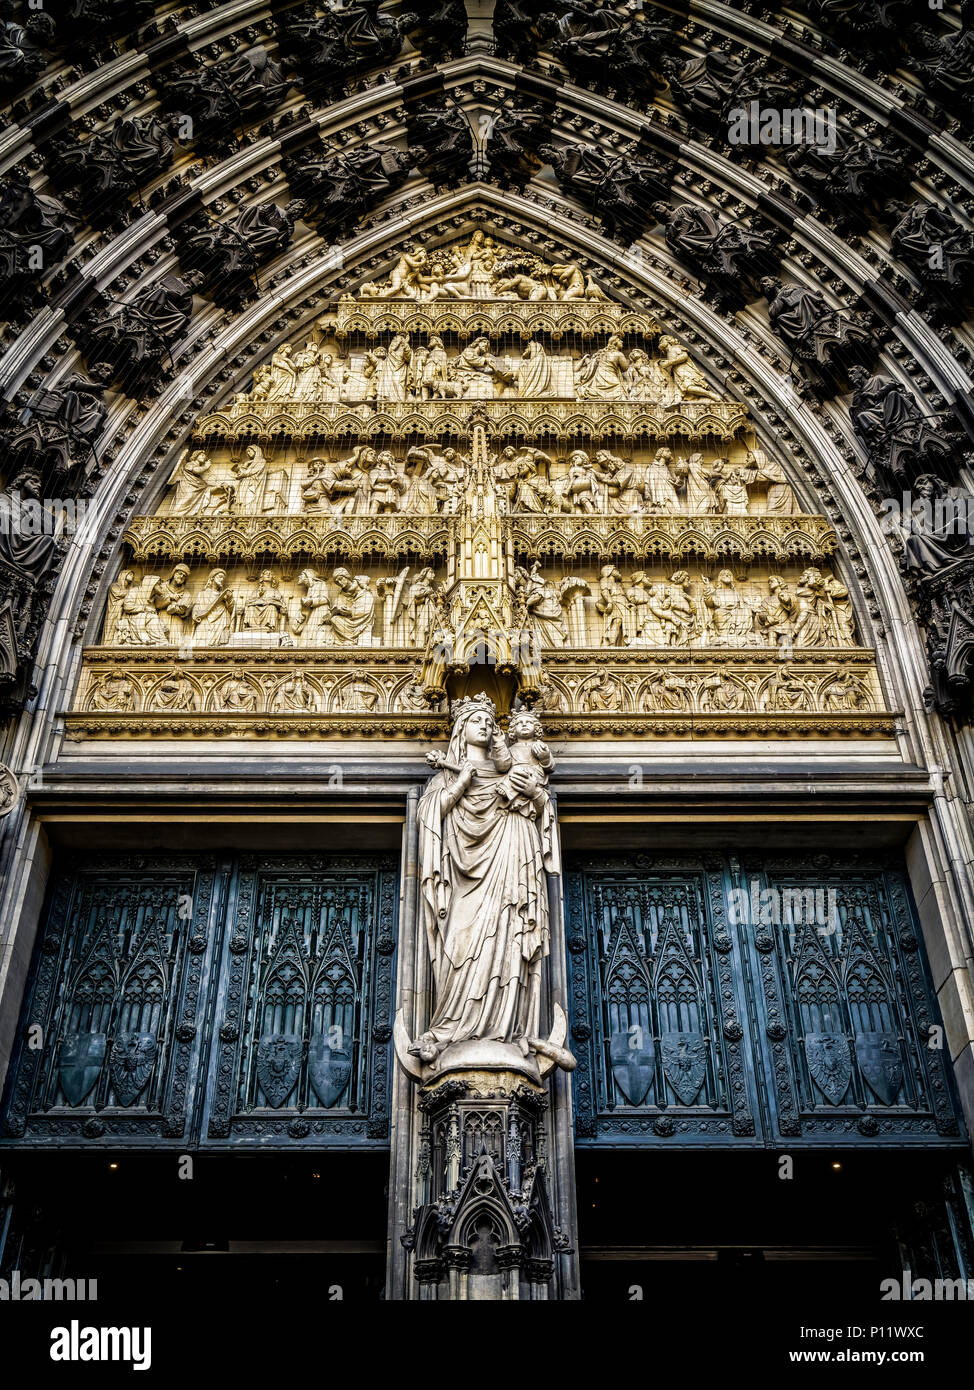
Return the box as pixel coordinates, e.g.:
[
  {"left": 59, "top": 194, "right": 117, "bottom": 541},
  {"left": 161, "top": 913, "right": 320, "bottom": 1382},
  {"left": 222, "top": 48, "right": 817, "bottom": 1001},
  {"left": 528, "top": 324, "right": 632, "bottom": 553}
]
[{"left": 69, "top": 234, "right": 893, "bottom": 741}]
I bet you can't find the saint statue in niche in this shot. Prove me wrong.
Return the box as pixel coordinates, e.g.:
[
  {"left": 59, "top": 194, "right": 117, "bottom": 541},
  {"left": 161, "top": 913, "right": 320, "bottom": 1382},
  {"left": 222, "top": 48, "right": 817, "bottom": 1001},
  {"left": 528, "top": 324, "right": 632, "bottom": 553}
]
[{"left": 408, "top": 695, "right": 574, "bottom": 1080}]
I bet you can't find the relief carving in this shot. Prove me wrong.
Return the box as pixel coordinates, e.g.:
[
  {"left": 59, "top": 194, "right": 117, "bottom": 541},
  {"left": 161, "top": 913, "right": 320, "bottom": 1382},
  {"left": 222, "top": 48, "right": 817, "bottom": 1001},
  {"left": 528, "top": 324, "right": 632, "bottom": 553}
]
[{"left": 74, "top": 228, "right": 887, "bottom": 738}]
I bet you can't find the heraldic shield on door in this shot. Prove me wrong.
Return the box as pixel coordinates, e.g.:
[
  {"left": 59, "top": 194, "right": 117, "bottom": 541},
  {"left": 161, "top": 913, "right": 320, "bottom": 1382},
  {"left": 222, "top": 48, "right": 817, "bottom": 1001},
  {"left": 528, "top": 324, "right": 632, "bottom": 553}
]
[
  {"left": 0, "top": 855, "right": 397, "bottom": 1148},
  {"left": 566, "top": 854, "right": 965, "bottom": 1148}
]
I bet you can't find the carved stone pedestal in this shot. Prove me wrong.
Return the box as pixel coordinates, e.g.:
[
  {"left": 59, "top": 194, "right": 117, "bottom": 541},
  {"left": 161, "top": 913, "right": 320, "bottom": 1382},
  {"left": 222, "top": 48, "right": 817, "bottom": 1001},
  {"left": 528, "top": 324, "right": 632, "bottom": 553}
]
[{"left": 404, "top": 1070, "right": 569, "bottom": 1301}]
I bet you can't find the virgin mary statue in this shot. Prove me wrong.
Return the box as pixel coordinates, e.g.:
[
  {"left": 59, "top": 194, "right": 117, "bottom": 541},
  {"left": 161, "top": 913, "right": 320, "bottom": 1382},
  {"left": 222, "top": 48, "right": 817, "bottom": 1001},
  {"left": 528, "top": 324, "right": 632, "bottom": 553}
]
[{"left": 415, "top": 694, "right": 560, "bottom": 1073}]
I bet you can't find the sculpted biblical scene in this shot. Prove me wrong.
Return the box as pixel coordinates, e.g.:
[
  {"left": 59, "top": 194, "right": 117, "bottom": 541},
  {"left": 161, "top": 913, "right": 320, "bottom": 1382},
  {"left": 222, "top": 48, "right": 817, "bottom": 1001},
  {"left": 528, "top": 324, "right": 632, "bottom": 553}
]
[{"left": 72, "top": 232, "right": 889, "bottom": 737}]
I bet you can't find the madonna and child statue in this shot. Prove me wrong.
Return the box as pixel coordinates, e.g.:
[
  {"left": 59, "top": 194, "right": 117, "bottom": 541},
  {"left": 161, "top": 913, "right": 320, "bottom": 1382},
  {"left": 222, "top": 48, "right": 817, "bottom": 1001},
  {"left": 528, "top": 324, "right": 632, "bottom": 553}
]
[{"left": 395, "top": 693, "right": 575, "bottom": 1084}]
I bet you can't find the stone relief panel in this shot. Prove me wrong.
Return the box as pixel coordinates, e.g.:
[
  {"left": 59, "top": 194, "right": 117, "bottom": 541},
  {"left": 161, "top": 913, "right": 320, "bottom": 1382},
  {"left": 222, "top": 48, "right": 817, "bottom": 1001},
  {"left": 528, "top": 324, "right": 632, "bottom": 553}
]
[
  {"left": 159, "top": 442, "right": 800, "bottom": 520},
  {"left": 95, "top": 559, "right": 860, "bottom": 654},
  {"left": 70, "top": 232, "right": 889, "bottom": 740}
]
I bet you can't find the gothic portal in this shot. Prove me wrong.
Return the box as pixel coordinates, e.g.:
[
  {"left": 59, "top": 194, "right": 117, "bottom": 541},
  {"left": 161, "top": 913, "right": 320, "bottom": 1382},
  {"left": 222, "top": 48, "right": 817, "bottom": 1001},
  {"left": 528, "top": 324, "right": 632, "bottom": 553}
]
[{"left": 1, "top": 0, "right": 974, "bottom": 1349}]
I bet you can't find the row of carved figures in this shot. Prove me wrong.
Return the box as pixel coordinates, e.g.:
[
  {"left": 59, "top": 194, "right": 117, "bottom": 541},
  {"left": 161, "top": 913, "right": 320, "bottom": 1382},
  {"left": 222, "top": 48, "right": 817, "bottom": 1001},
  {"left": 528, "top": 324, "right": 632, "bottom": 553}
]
[
  {"left": 100, "top": 564, "right": 858, "bottom": 651},
  {"left": 235, "top": 333, "right": 718, "bottom": 405},
  {"left": 167, "top": 445, "right": 798, "bottom": 518},
  {"left": 81, "top": 664, "right": 873, "bottom": 717},
  {"left": 517, "top": 564, "right": 856, "bottom": 650}
]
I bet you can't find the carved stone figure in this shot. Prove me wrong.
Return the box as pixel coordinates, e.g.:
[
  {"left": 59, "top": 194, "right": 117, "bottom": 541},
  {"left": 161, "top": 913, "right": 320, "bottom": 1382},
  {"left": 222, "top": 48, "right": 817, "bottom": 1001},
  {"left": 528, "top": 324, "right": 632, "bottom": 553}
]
[
  {"left": 493, "top": 0, "right": 546, "bottom": 61},
  {"left": 753, "top": 453, "right": 799, "bottom": 515},
  {"left": 791, "top": 567, "right": 854, "bottom": 647},
  {"left": 404, "top": 445, "right": 462, "bottom": 510},
  {"left": 0, "top": 170, "right": 75, "bottom": 317},
  {"left": 643, "top": 672, "right": 691, "bottom": 711},
  {"left": 642, "top": 447, "right": 681, "bottom": 512},
  {"left": 595, "top": 565, "right": 629, "bottom": 646},
  {"left": 2, "top": 374, "right": 106, "bottom": 479},
  {"left": 240, "top": 570, "right": 288, "bottom": 635},
  {"left": 900, "top": 475, "right": 974, "bottom": 577},
  {"left": 543, "top": 141, "right": 671, "bottom": 242},
  {"left": 271, "top": 672, "right": 318, "bottom": 713},
  {"left": 77, "top": 275, "right": 194, "bottom": 388},
  {"left": 217, "top": 676, "right": 259, "bottom": 713},
  {"left": 576, "top": 334, "right": 629, "bottom": 399},
  {"left": 760, "top": 277, "right": 872, "bottom": 370},
  {"left": 785, "top": 135, "right": 902, "bottom": 230},
  {"left": 716, "top": 464, "right": 752, "bottom": 515},
  {"left": 177, "top": 202, "right": 301, "bottom": 305},
  {"left": 404, "top": 1, "right": 466, "bottom": 58},
  {"left": 454, "top": 336, "right": 514, "bottom": 398},
  {"left": 51, "top": 115, "right": 175, "bottom": 219},
  {"left": 149, "top": 565, "right": 193, "bottom": 644},
  {"left": 411, "top": 694, "right": 564, "bottom": 1077},
  {"left": 0, "top": 468, "right": 59, "bottom": 581},
  {"left": 582, "top": 669, "right": 621, "bottom": 710},
  {"left": 887, "top": 201, "right": 974, "bottom": 299},
  {"left": 674, "top": 452, "right": 720, "bottom": 513},
  {"left": 821, "top": 672, "right": 871, "bottom": 711},
  {"left": 808, "top": 0, "right": 909, "bottom": 53},
  {"left": 165, "top": 450, "right": 212, "bottom": 516},
  {"left": 670, "top": 50, "right": 795, "bottom": 133},
  {"left": 667, "top": 50, "right": 745, "bottom": 129},
  {"left": 301, "top": 447, "right": 375, "bottom": 515},
  {"left": 293, "top": 567, "right": 375, "bottom": 646},
  {"left": 190, "top": 570, "right": 235, "bottom": 647},
  {"left": 657, "top": 203, "right": 775, "bottom": 306},
  {"left": 0, "top": 9, "right": 55, "bottom": 93},
  {"left": 277, "top": 0, "right": 417, "bottom": 96},
  {"left": 656, "top": 335, "right": 719, "bottom": 403},
  {"left": 701, "top": 570, "right": 754, "bottom": 645},
  {"left": 88, "top": 673, "right": 137, "bottom": 712},
  {"left": 762, "top": 665, "right": 813, "bottom": 712},
  {"left": 292, "top": 341, "right": 321, "bottom": 400},
  {"left": 485, "top": 103, "right": 551, "bottom": 190},
  {"left": 905, "top": 17, "right": 974, "bottom": 120},
  {"left": 406, "top": 102, "right": 473, "bottom": 187},
  {"left": 755, "top": 576, "right": 797, "bottom": 649},
  {"left": 232, "top": 445, "right": 288, "bottom": 515},
  {"left": 285, "top": 142, "right": 412, "bottom": 238},
  {"left": 514, "top": 340, "right": 552, "bottom": 398},
  {"left": 699, "top": 673, "right": 746, "bottom": 713},
  {"left": 516, "top": 563, "right": 570, "bottom": 648},
  {"left": 149, "top": 673, "right": 198, "bottom": 712},
  {"left": 541, "top": 1, "right": 675, "bottom": 103},
  {"left": 847, "top": 367, "right": 957, "bottom": 484},
  {"left": 164, "top": 46, "right": 289, "bottom": 145}
]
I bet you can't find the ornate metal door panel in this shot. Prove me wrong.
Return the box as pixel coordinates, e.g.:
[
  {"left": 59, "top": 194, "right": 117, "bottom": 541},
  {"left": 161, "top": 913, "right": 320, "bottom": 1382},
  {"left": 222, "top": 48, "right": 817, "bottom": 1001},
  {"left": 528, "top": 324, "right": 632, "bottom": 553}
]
[
  {"left": 1, "top": 854, "right": 398, "bottom": 1150},
  {"left": 201, "top": 856, "right": 397, "bottom": 1147},
  {"left": 565, "top": 859, "right": 761, "bottom": 1145},
  {"left": 0, "top": 856, "right": 219, "bottom": 1145},
  {"left": 566, "top": 855, "right": 965, "bottom": 1148},
  {"left": 737, "top": 857, "right": 963, "bottom": 1145}
]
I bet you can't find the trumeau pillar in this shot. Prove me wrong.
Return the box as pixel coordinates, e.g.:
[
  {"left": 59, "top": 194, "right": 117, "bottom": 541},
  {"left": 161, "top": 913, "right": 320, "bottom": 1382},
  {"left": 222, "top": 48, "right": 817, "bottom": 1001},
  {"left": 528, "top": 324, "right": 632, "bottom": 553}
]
[{"left": 389, "top": 706, "right": 579, "bottom": 1301}]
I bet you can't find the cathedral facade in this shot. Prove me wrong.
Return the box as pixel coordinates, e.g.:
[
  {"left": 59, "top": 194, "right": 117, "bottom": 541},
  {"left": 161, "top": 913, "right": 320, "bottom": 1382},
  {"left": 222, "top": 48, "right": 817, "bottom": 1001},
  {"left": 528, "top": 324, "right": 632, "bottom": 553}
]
[{"left": 1, "top": 0, "right": 974, "bottom": 1329}]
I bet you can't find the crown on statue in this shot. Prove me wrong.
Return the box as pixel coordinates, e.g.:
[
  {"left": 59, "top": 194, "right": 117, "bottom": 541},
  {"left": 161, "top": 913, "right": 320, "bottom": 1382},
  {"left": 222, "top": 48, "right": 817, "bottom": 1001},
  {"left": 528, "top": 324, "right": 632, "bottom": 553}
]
[{"left": 450, "top": 692, "right": 497, "bottom": 723}]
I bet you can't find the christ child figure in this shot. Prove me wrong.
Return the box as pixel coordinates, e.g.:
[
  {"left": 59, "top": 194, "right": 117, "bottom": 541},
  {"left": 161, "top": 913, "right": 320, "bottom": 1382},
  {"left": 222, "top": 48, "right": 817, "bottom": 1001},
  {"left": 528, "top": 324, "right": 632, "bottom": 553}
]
[{"left": 500, "top": 706, "right": 554, "bottom": 806}]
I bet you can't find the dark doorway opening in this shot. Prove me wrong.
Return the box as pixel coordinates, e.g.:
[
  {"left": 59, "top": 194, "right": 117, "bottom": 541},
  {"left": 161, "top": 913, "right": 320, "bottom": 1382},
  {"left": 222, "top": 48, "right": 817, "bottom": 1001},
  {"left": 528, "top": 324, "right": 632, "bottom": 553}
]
[
  {"left": 576, "top": 1148, "right": 971, "bottom": 1310},
  {"left": 0, "top": 1152, "right": 389, "bottom": 1307}
]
